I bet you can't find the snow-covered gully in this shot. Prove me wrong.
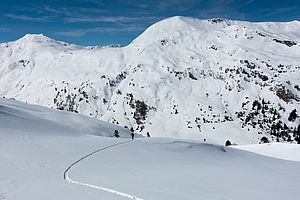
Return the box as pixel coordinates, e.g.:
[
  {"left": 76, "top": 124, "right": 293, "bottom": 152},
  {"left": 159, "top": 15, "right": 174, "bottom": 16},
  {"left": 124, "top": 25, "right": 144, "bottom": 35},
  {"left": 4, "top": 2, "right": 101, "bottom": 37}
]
[{"left": 63, "top": 140, "right": 145, "bottom": 200}]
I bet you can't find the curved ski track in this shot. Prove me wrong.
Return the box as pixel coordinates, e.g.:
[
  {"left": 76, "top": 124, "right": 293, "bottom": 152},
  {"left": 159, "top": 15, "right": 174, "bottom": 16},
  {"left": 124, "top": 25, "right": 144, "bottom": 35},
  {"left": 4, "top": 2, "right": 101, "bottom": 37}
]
[{"left": 63, "top": 140, "right": 145, "bottom": 200}]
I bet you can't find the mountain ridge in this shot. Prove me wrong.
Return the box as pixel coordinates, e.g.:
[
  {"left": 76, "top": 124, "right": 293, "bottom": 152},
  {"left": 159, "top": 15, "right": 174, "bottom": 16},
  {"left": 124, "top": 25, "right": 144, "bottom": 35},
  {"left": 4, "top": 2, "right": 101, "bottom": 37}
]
[{"left": 0, "top": 16, "right": 299, "bottom": 145}]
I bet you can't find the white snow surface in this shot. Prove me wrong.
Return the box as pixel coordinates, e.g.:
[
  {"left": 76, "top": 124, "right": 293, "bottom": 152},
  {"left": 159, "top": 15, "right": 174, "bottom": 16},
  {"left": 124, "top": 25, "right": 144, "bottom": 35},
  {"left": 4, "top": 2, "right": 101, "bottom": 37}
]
[
  {"left": 0, "top": 98, "right": 132, "bottom": 138},
  {"left": 0, "top": 17, "right": 300, "bottom": 145},
  {"left": 1, "top": 99, "right": 300, "bottom": 200},
  {"left": 233, "top": 143, "right": 300, "bottom": 161}
]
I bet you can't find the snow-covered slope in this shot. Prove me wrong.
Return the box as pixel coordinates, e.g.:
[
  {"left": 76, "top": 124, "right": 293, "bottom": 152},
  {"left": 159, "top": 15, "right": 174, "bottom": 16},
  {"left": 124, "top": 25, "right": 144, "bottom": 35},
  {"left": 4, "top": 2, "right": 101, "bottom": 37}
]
[
  {"left": 1, "top": 17, "right": 300, "bottom": 144},
  {"left": 233, "top": 143, "right": 300, "bottom": 161},
  {"left": 0, "top": 98, "right": 132, "bottom": 138},
  {"left": 1, "top": 99, "right": 300, "bottom": 200}
]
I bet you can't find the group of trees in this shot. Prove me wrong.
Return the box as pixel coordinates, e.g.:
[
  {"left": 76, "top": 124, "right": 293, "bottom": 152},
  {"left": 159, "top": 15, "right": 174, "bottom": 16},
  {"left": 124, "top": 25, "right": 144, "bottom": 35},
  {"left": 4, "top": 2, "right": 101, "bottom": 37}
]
[
  {"left": 113, "top": 129, "right": 151, "bottom": 138},
  {"left": 293, "top": 125, "right": 300, "bottom": 144}
]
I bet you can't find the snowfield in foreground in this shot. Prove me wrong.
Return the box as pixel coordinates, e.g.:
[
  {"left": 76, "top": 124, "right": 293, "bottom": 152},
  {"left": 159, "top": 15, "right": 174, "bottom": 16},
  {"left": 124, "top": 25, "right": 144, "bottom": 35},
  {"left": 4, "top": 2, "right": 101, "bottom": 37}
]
[{"left": 0, "top": 99, "right": 300, "bottom": 200}]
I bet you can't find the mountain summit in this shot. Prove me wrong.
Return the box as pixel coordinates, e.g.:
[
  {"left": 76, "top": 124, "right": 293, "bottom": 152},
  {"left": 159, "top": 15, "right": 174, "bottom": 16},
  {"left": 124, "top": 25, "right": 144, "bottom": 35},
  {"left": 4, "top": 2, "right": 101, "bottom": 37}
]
[{"left": 0, "top": 17, "right": 299, "bottom": 145}]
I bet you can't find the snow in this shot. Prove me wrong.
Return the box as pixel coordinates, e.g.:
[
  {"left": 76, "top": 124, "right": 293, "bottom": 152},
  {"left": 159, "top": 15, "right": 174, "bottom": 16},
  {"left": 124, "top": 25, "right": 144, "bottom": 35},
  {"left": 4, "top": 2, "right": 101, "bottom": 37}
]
[
  {"left": 0, "top": 16, "right": 300, "bottom": 145},
  {"left": 0, "top": 98, "right": 133, "bottom": 138},
  {"left": 233, "top": 143, "right": 300, "bottom": 161},
  {"left": 1, "top": 99, "right": 300, "bottom": 200},
  {"left": 63, "top": 140, "right": 145, "bottom": 200}
]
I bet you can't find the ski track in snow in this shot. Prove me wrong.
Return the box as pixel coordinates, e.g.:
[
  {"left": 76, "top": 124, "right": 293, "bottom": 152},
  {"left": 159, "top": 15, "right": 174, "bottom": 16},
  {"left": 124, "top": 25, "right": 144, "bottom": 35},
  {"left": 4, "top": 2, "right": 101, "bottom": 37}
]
[{"left": 63, "top": 140, "right": 145, "bottom": 200}]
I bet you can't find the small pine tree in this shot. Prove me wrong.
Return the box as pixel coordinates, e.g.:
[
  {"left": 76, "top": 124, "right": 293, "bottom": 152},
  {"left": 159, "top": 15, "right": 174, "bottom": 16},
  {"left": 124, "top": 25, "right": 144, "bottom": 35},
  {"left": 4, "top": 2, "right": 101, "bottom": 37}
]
[
  {"left": 114, "top": 130, "right": 120, "bottom": 138},
  {"left": 260, "top": 136, "right": 269, "bottom": 143},
  {"left": 225, "top": 140, "right": 232, "bottom": 146},
  {"left": 288, "top": 109, "right": 297, "bottom": 122}
]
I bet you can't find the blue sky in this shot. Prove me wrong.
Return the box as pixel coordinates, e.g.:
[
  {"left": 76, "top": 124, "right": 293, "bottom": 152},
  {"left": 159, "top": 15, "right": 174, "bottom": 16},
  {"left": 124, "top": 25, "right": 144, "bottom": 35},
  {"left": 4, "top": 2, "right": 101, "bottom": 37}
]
[{"left": 0, "top": 0, "right": 299, "bottom": 46}]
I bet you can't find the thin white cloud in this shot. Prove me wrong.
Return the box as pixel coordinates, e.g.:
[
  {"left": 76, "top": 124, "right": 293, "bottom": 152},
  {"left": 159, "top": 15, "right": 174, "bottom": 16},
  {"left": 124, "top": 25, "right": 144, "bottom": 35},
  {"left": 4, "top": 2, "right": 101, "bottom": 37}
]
[
  {"left": 65, "top": 16, "right": 158, "bottom": 23},
  {"left": 193, "top": 0, "right": 255, "bottom": 20},
  {"left": 55, "top": 26, "right": 144, "bottom": 37},
  {"left": 40, "top": 5, "right": 108, "bottom": 16},
  {"left": 4, "top": 14, "right": 50, "bottom": 22},
  {"left": 0, "top": 27, "right": 10, "bottom": 32},
  {"left": 260, "top": 6, "right": 298, "bottom": 18}
]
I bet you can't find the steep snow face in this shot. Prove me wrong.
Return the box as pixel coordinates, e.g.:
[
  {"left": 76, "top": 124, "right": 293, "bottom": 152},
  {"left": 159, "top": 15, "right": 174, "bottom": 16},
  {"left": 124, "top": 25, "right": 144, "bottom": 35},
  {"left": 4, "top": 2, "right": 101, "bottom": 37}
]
[{"left": 0, "top": 16, "right": 300, "bottom": 144}]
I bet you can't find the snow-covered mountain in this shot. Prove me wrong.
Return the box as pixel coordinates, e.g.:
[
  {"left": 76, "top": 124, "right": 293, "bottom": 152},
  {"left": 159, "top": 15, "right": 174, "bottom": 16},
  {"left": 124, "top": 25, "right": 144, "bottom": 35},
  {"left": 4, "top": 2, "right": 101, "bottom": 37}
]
[{"left": 1, "top": 16, "right": 300, "bottom": 145}]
